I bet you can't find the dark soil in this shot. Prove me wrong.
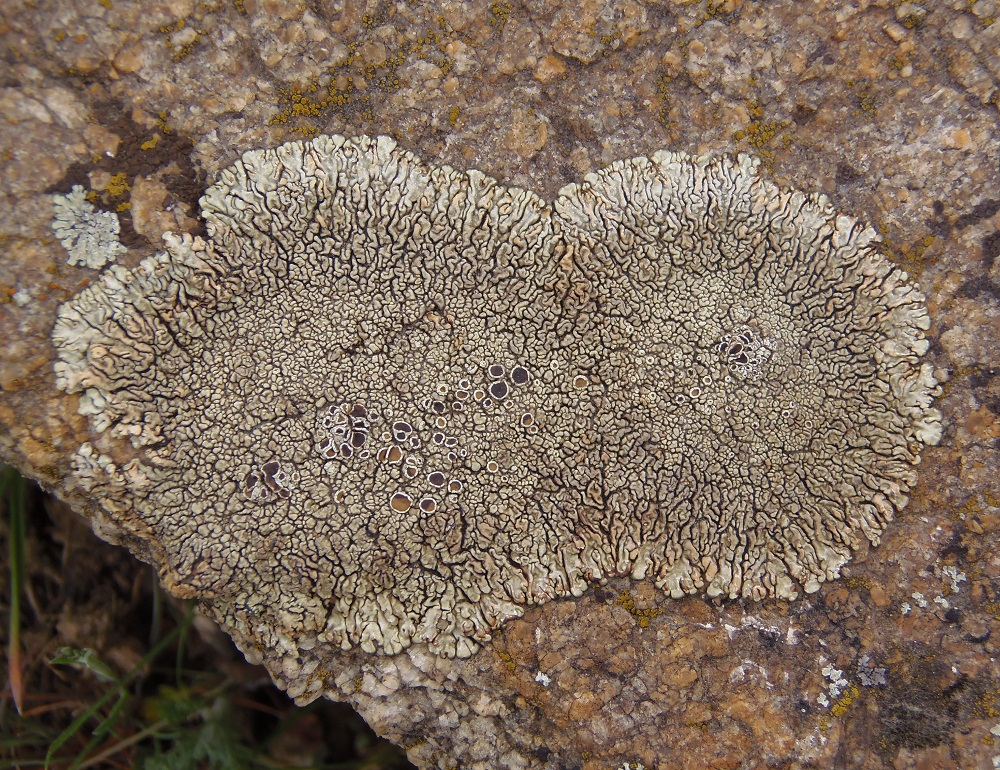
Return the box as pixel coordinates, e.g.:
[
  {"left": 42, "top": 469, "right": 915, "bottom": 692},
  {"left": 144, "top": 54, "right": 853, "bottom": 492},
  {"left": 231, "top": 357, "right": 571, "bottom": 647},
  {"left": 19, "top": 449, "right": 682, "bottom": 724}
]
[{"left": 0, "top": 474, "right": 416, "bottom": 770}]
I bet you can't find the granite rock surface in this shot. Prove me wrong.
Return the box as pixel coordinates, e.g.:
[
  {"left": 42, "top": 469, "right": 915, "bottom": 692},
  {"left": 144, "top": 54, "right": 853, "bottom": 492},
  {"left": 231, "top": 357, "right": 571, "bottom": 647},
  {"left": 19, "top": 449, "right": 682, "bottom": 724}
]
[{"left": 1, "top": 1, "right": 999, "bottom": 768}]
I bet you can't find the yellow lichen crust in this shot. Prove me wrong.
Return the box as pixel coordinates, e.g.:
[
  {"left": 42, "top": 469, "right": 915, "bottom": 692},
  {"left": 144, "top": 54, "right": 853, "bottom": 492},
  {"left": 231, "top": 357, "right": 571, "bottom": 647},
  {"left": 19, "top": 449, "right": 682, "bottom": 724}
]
[{"left": 51, "top": 136, "right": 942, "bottom": 679}]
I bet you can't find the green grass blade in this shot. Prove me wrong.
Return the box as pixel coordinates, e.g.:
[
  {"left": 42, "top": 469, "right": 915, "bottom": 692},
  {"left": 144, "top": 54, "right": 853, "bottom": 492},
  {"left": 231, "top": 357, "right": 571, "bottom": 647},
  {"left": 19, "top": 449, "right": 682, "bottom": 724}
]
[{"left": 43, "top": 684, "right": 118, "bottom": 767}]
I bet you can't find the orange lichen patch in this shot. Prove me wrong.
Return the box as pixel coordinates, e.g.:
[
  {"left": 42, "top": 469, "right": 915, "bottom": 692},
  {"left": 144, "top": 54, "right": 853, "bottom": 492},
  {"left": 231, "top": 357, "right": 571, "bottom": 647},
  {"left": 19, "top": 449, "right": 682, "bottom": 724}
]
[
  {"left": 830, "top": 685, "right": 862, "bottom": 718},
  {"left": 489, "top": 0, "right": 513, "bottom": 31},
  {"left": 614, "top": 590, "right": 663, "bottom": 629},
  {"left": 495, "top": 649, "right": 517, "bottom": 673},
  {"left": 732, "top": 100, "right": 785, "bottom": 153},
  {"left": 158, "top": 18, "right": 205, "bottom": 61},
  {"left": 104, "top": 172, "right": 130, "bottom": 197},
  {"left": 879, "top": 228, "right": 937, "bottom": 276}
]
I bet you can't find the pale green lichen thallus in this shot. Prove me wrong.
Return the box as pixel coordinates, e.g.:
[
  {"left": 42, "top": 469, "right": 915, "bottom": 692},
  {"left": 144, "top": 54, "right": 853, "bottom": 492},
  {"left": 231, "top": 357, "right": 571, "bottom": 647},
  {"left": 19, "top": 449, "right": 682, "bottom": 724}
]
[{"left": 51, "top": 184, "right": 126, "bottom": 269}]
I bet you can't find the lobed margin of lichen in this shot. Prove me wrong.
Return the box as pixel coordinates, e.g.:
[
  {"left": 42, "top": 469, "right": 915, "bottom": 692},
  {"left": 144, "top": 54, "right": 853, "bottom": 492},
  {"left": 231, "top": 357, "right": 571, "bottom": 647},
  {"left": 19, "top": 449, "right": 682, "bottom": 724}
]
[{"left": 50, "top": 135, "right": 942, "bottom": 693}]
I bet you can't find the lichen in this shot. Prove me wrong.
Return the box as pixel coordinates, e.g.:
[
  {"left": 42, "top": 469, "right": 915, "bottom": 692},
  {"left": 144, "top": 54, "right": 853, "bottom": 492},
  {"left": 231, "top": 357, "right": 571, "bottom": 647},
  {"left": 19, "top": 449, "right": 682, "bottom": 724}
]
[
  {"left": 52, "top": 135, "right": 942, "bottom": 691},
  {"left": 614, "top": 590, "right": 663, "bottom": 629},
  {"left": 51, "top": 185, "right": 126, "bottom": 270}
]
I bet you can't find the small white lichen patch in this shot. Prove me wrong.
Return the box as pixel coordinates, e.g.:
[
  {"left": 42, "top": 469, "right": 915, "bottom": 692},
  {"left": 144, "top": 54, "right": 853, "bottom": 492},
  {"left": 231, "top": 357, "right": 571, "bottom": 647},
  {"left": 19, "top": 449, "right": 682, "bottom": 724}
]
[
  {"left": 857, "top": 654, "right": 887, "bottom": 687},
  {"left": 51, "top": 185, "right": 126, "bottom": 269},
  {"left": 819, "top": 664, "right": 850, "bottom": 706},
  {"left": 534, "top": 670, "right": 552, "bottom": 687},
  {"left": 941, "top": 564, "right": 967, "bottom": 592}
]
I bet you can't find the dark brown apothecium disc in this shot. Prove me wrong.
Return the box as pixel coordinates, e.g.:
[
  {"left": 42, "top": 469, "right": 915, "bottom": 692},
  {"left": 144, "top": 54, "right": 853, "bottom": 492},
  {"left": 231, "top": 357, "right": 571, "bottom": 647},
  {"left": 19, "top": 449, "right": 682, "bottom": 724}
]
[{"left": 52, "top": 134, "right": 941, "bottom": 696}]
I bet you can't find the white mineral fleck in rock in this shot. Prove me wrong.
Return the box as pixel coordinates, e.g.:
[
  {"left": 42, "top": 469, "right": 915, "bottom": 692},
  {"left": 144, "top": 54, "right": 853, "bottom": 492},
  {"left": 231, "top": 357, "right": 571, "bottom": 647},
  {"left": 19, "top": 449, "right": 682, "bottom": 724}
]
[{"left": 51, "top": 185, "right": 126, "bottom": 269}]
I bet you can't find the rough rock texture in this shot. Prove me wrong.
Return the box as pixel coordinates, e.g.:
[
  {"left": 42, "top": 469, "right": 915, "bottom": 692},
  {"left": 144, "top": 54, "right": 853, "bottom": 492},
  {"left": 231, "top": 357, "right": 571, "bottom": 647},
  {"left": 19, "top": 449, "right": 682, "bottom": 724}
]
[
  {"left": 2, "top": 1, "right": 1000, "bottom": 768},
  {"left": 50, "top": 133, "right": 941, "bottom": 675}
]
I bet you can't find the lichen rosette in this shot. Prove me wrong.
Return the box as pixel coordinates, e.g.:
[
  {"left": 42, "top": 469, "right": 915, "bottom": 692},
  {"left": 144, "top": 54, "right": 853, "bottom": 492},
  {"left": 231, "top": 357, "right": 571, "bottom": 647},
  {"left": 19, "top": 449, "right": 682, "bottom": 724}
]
[{"left": 52, "top": 134, "right": 940, "bottom": 697}]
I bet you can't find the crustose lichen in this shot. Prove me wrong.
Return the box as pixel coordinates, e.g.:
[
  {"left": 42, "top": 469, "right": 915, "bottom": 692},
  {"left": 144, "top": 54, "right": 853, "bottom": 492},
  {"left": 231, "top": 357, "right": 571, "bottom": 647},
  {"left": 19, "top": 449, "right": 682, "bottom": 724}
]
[{"left": 52, "top": 134, "right": 941, "bottom": 697}]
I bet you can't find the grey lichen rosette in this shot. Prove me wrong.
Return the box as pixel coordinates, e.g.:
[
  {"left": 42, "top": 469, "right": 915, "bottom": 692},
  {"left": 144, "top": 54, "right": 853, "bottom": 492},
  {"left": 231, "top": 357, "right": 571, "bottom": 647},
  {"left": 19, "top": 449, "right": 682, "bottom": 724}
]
[{"left": 52, "top": 134, "right": 941, "bottom": 700}]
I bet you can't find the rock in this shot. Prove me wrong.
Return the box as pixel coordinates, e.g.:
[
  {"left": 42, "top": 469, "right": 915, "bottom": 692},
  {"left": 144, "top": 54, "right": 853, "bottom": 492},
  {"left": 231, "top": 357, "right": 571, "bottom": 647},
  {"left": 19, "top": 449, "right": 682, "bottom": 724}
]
[{"left": 1, "top": 1, "right": 998, "bottom": 768}]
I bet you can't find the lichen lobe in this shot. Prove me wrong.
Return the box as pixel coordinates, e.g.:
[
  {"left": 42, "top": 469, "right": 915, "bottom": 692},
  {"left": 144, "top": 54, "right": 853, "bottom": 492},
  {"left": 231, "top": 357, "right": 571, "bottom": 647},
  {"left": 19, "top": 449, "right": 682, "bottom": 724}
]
[{"left": 51, "top": 134, "right": 941, "bottom": 692}]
